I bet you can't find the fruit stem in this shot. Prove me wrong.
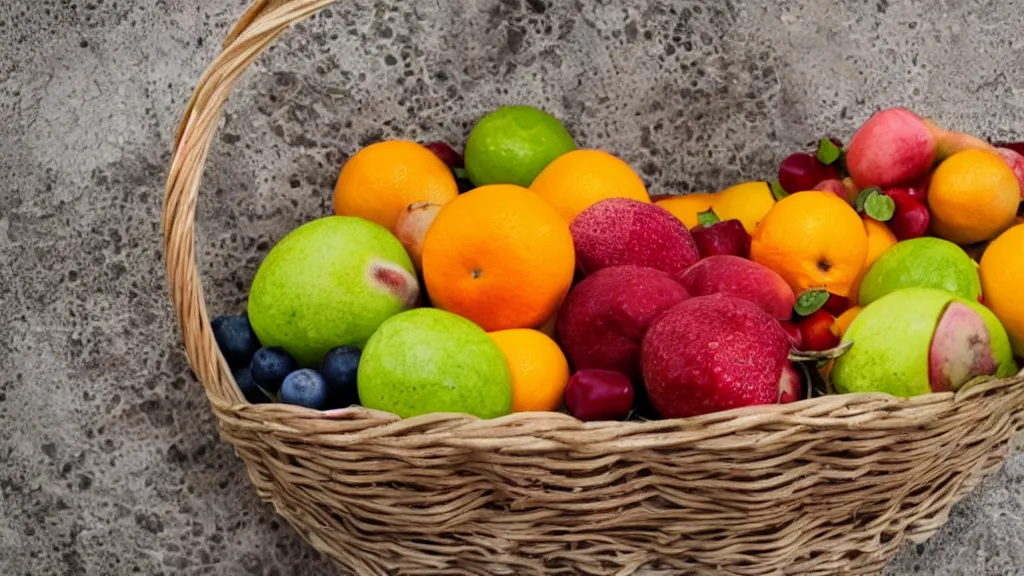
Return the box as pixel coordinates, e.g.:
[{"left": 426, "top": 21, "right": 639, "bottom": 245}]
[{"left": 697, "top": 208, "right": 721, "bottom": 226}]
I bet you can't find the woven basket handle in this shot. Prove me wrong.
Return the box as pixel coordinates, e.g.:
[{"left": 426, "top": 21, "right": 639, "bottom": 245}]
[{"left": 162, "top": 0, "right": 334, "bottom": 407}]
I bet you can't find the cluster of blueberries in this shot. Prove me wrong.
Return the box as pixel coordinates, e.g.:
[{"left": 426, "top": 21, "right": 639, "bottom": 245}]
[{"left": 211, "top": 313, "right": 361, "bottom": 410}]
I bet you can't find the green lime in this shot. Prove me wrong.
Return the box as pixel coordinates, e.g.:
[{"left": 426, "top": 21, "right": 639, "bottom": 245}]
[
  {"left": 463, "top": 105, "right": 576, "bottom": 187},
  {"left": 858, "top": 237, "right": 982, "bottom": 306}
]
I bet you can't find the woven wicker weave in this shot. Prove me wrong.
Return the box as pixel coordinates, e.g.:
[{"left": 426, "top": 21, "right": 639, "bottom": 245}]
[{"left": 162, "top": 1, "right": 1024, "bottom": 574}]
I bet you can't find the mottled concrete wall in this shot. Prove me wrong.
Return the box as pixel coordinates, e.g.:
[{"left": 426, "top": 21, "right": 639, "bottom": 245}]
[{"left": 1, "top": 1, "right": 1022, "bottom": 574}]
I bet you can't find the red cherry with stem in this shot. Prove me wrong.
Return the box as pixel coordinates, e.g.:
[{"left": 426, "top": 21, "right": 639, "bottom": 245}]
[
  {"left": 884, "top": 188, "right": 931, "bottom": 240},
  {"left": 778, "top": 152, "right": 840, "bottom": 194},
  {"left": 797, "top": 310, "right": 840, "bottom": 352},
  {"left": 690, "top": 209, "right": 751, "bottom": 258},
  {"left": 565, "top": 369, "right": 635, "bottom": 422}
]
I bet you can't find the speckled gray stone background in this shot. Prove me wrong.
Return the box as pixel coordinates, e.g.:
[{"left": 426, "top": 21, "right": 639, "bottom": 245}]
[{"left": 2, "top": 0, "right": 1024, "bottom": 574}]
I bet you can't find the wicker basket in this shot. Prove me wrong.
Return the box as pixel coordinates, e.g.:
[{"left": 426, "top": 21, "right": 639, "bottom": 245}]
[{"left": 162, "top": 1, "right": 1024, "bottom": 574}]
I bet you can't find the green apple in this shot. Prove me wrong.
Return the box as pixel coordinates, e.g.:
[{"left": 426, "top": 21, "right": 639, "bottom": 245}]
[
  {"left": 858, "top": 237, "right": 981, "bottom": 306},
  {"left": 832, "top": 287, "right": 1017, "bottom": 398},
  {"left": 357, "top": 308, "right": 512, "bottom": 419},
  {"left": 247, "top": 216, "right": 418, "bottom": 367}
]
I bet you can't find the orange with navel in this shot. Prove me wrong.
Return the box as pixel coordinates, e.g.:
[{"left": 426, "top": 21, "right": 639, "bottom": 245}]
[
  {"left": 487, "top": 329, "right": 570, "bottom": 413},
  {"left": 333, "top": 140, "right": 459, "bottom": 233},
  {"left": 751, "top": 191, "right": 868, "bottom": 297},
  {"left": 422, "top": 184, "right": 576, "bottom": 332}
]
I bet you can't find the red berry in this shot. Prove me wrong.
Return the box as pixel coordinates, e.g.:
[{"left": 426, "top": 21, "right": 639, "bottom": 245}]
[
  {"left": 778, "top": 152, "right": 840, "bottom": 194},
  {"left": 797, "top": 310, "right": 840, "bottom": 352},
  {"left": 821, "top": 293, "right": 849, "bottom": 316},
  {"left": 884, "top": 188, "right": 931, "bottom": 240},
  {"left": 565, "top": 369, "right": 635, "bottom": 422},
  {"left": 423, "top": 141, "right": 464, "bottom": 169},
  {"left": 691, "top": 219, "right": 751, "bottom": 258}
]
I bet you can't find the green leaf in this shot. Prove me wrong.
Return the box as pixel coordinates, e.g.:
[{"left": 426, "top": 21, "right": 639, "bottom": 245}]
[
  {"left": 697, "top": 208, "right": 721, "bottom": 226},
  {"left": 769, "top": 180, "right": 789, "bottom": 201},
  {"left": 453, "top": 167, "right": 468, "bottom": 180},
  {"left": 855, "top": 186, "right": 882, "bottom": 213},
  {"left": 794, "top": 289, "right": 830, "bottom": 316},
  {"left": 864, "top": 192, "right": 895, "bottom": 221},
  {"left": 817, "top": 138, "right": 842, "bottom": 165}
]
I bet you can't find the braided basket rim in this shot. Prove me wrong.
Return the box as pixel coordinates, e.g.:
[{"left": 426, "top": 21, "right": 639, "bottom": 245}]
[{"left": 160, "top": 2, "right": 1024, "bottom": 574}]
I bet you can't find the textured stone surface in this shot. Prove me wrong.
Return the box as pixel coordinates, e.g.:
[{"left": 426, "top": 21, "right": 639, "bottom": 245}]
[{"left": 2, "top": 0, "right": 1023, "bottom": 574}]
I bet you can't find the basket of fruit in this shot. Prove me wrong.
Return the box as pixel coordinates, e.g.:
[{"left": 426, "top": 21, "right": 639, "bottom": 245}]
[{"left": 163, "top": 1, "right": 1024, "bottom": 574}]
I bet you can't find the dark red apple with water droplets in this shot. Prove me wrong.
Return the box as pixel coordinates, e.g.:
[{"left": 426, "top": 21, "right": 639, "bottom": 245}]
[
  {"left": 565, "top": 369, "right": 635, "bottom": 421},
  {"left": 641, "top": 294, "right": 795, "bottom": 418}
]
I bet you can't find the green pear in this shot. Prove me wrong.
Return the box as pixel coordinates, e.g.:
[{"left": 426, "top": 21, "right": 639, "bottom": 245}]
[
  {"left": 858, "top": 237, "right": 981, "bottom": 306},
  {"left": 357, "top": 308, "right": 512, "bottom": 419},
  {"left": 247, "top": 216, "right": 418, "bottom": 367},
  {"left": 832, "top": 287, "right": 1017, "bottom": 398}
]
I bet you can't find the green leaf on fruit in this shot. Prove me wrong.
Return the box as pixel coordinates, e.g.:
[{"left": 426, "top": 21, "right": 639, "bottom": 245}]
[
  {"left": 769, "top": 180, "right": 789, "bottom": 201},
  {"left": 817, "top": 138, "right": 842, "bottom": 165},
  {"left": 793, "top": 289, "right": 830, "bottom": 316},
  {"left": 697, "top": 208, "right": 721, "bottom": 226},
  {"left": 864, "top": 192, "right": 895, "bottom": 221},
  {"left": 855, "top": 186, "right": 882, "bottom": 213}
]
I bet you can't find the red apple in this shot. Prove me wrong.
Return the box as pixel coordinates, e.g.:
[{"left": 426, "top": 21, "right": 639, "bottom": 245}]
[{"left": 423, "top": 141, "right": 464, "bottom": 169}]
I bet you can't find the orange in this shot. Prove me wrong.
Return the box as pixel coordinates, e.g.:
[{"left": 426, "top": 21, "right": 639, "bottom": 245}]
[
  {"left": 333, "top": 140, "right": 459, "bottom": 233},
  {"left": 848, "top": 217, "right": 898, "bottom": 303},
  {"left": 529, "top": 149, "right": 650, "bottom": 223},
  {"left": 751, "top": 191, "right": 868, "bottom": 297},
  {"left": 656, "top": 193, "right": 715, "bottom": 228},
  {"left": 980, "top": 223, "right": 1024, "bottom": 356},
  {"left": 487, "top": 329, "right": 570, "bottom": 413},
  {"left": 711, "top": 181, "right": 777, "bottom": 234},
  {"left": 833, "top": 306, "right": 863, "bottom": 339},
  {"left": 927, "top": 149, "right": 1020, "bottom": 245},
  {"left": 862, "top": 217, "right": 898, "bottom": 269},
  {"left": 422, "top": 184, "right": 575, "bottom": 331}
]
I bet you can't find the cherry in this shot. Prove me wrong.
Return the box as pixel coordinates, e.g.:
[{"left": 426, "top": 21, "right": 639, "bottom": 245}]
[
  {"left": 690, "top": 210, "right": 750, "bottom": 258},
  {"left": 565, "top": 369, "right": 635, "bottom": 422},
  {"left": 884, "top": 188, "right": 931, "bottom": 240},
  {"left": 423, "top": 141, "right": 464, "bottom": 169},
  {"left": 797, "top": 310, "right": 840, "bottom": 352},
  {"left": 778, "top": 152, "right": 840, "bottom": 194},
  {"left": 821, "top": 293, "right": 849, "bottom": 316}
]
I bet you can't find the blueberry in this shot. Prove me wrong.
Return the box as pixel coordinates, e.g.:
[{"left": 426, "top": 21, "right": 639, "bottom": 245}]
[
  {"left": 280, "top": 369, "right": 329, "bottom": 410},
  {"left": 212, "top": 313, "right": 260, "bottom": 368},
  {"left": 319, "top": 346, "right": 361, "bottom": 408},
  {"left": 250, "top": 347, "right": 298, "bottom": 393},
  {"left": 232, "top": 367, "right": 270, "bottom": 404}
]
